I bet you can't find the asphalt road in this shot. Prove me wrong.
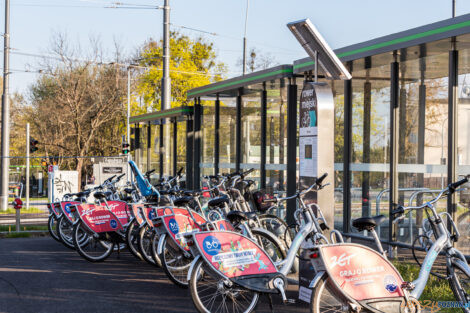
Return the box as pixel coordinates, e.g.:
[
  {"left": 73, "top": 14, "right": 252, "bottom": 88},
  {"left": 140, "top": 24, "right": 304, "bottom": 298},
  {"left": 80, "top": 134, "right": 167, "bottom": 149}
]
[{"left": 0, "top": 237, "right": 309, "bottom": 313}]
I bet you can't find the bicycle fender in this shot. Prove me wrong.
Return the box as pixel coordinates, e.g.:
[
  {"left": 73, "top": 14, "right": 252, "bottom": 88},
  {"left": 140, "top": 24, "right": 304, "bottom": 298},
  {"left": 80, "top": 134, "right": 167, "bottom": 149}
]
[
  {"left": 309, "top": 270, "right": 326, "bottom": 289},
  {"left": 452, "top": 258, "right": 470, "bottom": 277},
  {"left": 187, "top": 255, "right": 201, "bottom": 282},
  {"left": 157, "top": 233, "right": 167, "bottom": 256},
  {"left": 251, "top": 227, "right": 287, "bottom": 255}
]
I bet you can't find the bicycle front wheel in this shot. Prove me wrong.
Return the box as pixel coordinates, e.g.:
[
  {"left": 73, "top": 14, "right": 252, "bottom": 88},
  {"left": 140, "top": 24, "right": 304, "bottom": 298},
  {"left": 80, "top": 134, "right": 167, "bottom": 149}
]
[
  {"left": 48, "top": 215, "right": 60, "bottom": 242},
  {"left": 57, "top": 215, "right": 75, "bottom": 249},
  {"left": 310, "top": 273, "right": 350, "bottom": 313},
  {"left": 73, "top": 222, "right": 114, "bottom": 262},
  {"left": 125, "top": 220, "right": 143, "bottom": 261},
  {"left": 448, "top": 259, "right": 470, "bottom": 313},
  {"left": 189, "top": 258, "right": 259, "bottom": 313},
  {"left": 158, "top": 234, "right": 192, "bottom": 288},
  {"left": 138, "top": 225, "right": 157, "bottom": 266}
]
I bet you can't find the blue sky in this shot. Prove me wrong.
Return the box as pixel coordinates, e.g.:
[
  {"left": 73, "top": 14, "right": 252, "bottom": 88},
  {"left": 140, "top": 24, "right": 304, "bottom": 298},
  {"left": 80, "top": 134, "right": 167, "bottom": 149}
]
[{"left": 4, "top": 0, "right": 470, "bottom": 94}]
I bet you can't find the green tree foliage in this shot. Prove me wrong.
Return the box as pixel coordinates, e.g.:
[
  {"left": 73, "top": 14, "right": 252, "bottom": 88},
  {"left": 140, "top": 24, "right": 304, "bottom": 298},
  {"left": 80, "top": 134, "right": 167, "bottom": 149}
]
[{"left": 135, "top": 32, "right": 226, "bottom": 113}]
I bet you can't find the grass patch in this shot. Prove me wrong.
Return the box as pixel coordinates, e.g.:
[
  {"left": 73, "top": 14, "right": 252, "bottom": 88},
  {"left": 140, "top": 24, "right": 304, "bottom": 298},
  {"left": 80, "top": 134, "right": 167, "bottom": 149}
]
[
  {"left": 393, "top": 261, "right": 460, "bottom": 312},
  {"left": 0, "top": 207, "right": 45, "bottom": 214},
  {"left": 4, "top": 232, "right": 31, "bottom": 238},
  {"left": 0, "top": 225, "right": 48, "bottom": 232}
]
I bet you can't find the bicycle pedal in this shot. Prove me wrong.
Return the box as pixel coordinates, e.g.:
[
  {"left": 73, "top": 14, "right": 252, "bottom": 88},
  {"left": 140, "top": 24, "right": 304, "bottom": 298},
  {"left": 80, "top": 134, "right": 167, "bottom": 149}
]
[
  {"left": 283, "top": 299, "right": 296, "bottom": 305},
  {"left": 401, "top": 281, "right": 415, "bottom": 290}
]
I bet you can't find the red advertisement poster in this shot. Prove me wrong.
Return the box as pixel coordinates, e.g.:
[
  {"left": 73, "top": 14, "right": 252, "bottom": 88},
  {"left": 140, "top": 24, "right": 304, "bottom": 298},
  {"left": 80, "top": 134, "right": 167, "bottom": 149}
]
[
  {"left": 163, "top": 214, "right": 202, "bottom": 251},
  {"left": 194, "top": 231, "right": 277, "bottom": 279},
  {"left": 319, "top": 244, "right": 404, "bottom": 301},
  {"left": 80, "top": 206, "right": 124, "bottom": 233}
]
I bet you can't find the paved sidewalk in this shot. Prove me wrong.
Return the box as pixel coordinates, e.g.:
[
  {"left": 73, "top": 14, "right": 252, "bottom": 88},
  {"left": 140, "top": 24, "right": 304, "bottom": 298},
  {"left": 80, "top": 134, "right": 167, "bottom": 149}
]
[{"left": 0, "top": 237, "right": 309, "bottom": 313}]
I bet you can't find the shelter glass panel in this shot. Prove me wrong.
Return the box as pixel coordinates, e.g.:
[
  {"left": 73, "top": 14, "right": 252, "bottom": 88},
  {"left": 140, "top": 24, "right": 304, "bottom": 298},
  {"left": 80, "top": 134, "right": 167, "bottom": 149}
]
[
  {"left": 219, "top": 97, "right": 237, "bottom": 173},
  {"left": 201, "top": 102, "right": 215, "bottom": 176},
  {"left": 266, "top": 79, "right": 287, "bottom": 195},
  {"left": 241, "top": 85, "right": 262, "bottom": 184},
  {"left": 350, "top": 59, "right": 391, "bottom": 240},
  {"left": 396, "top": 52, "right": 449, "bottom": 246},
  {"left": 457, "top": 45, "right": 470, "bottom": 254}
]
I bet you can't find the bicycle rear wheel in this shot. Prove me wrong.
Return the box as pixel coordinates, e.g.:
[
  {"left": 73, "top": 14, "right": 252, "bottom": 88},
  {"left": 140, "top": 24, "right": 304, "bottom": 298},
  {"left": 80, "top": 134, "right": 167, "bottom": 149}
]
[
  {"left": 48, "top": 215, "right": 60, "bottom": 242},
  {"left": 73, "top": 222, "right": 114, "bottom": 262},
  {"left": 448, "top": 259, "right": 470, "bottom": 313},
  {"left": 189, "top": 258, "right": 259, "bottom": 313}
]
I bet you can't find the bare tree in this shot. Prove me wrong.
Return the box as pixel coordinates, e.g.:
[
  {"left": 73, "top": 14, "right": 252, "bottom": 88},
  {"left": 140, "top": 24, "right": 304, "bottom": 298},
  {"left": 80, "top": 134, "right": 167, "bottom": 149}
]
[{"left": 26, "top": 33, "right": 127, "bottom": 187}]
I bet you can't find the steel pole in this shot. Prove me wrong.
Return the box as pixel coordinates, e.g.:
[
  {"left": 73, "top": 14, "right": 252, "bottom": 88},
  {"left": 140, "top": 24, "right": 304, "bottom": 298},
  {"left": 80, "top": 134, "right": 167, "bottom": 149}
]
[
  {"left": 162, "top": 0, "right": 170, "bottom": 111},
  {"left": 127, "top": 68, "right": 131, "bottom": 145},
  {"left": 0, "top": 0, "right": 11, "bottom": 211},
  {"left": 26, "top": 123, "right": 30, "bottom": 210}
]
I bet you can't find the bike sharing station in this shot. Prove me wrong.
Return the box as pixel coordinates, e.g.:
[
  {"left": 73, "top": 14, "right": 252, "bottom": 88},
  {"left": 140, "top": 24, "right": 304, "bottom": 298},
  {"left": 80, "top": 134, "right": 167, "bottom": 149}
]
[{"left": 287, "top": 19, "right": 351, "bottom": 303}]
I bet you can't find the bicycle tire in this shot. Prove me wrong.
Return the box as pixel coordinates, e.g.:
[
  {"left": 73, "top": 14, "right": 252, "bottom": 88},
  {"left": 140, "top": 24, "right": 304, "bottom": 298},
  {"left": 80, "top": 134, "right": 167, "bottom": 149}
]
[
  {"left": 138, "top": 225, "right": 157, "bottom": 266},
  {"left": 56, "top": 215, "right": 75, "bottom": 249},
  {"left": 448, "top": 258, "right": 470, "bottom": 313},
  {"left": 125, "top": 220, "right": 144, "bottom": 261},
  {"left": 48, "top": 215, "right": 60, "bottom": 242},
  {"left": 73, "top": 221, "right": 114, "bottom": 262},
  {"left": 189, "top": 257, "right": 259, "bottom": 313},
  {"left": 250, "top": 228, "right": 287, "bottom": 266},
  {"left": 310, "top": 273, "right": 351, "bottom": 313},
  {"left": 158, "top": 234, "right": 192, "bottom": 288},
  {"left": 150, "top": 231, "right": 162, "bottom": 267},
  {"left": 258, "top": 213, "right": 293, "bottom": 248}
]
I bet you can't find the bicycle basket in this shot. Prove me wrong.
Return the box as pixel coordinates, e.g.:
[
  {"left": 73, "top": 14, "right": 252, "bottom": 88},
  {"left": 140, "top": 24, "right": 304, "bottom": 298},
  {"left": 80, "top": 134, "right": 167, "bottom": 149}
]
[{"left": 252, "top": 191, "right": 274, "bottom": 212}]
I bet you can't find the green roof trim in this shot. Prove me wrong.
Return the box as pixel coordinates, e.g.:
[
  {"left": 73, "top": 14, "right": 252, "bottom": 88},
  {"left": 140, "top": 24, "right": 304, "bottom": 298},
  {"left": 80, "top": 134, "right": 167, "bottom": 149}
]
[
  {"left": 187, "top": 67, "right": 292, "bottom": 98},
  {"left": 293, "top": 14, "right": 470, "bottom": 72},
  {"left": 130, "top": 106, "right": 193, "bottom": 123},
  {"left": 337, "top": 19, "right": 470, "bottom": 59}
]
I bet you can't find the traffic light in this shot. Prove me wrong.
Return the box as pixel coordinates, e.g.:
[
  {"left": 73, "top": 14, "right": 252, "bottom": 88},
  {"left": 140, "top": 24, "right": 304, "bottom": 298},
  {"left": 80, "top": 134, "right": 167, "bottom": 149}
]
[
  {"left": 122, "top": 142, "right": 130, "bottom": 155},
  {"left": 30, "top": 138, "right": 39, "bottom": 153}
]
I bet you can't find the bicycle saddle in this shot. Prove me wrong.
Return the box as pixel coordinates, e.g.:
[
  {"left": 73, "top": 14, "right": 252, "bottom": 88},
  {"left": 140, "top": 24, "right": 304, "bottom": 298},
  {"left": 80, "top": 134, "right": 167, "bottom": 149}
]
[
  {"left": 226, "top": 211, "right": 257, "bottom": 224},
  {"left": 173, "top": 196, "right": 193, "bottom": 207},
  {"left": 352, "top": 215, "right": 386, "bottom": 231},
  {"left": 207, "top": 195, "right": 229, "bottom": 208},
  {"left": 184, "top": 190, "right": 201, "bottom": 197},
  {"left": 124, "top": 188, "right": 135, "bottom": 194},
  {"left": 93, "top": 191, "right": 112, "bottom": 200}
]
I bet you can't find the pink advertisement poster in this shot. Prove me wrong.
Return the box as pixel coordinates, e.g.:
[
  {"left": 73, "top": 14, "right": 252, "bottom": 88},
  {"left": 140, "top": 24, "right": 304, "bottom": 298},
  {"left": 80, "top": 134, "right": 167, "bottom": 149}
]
[
  {"left": 80, "top": 206, "right": 124, "bottom": 233},
  {"left": 319, "top": 244, "right": 404, "bottom": 301},
  {"left": 59, "top": 201, "right": 81, "bottom": 222},
  {"left": 194, "top": 231, "right": 277, "bottom": 279},
  {"left": 131, "top": 204, "right": 145, "bottom": 225},
  {"left": 163, "top": 214, "right": 202, "bottom": 251}
]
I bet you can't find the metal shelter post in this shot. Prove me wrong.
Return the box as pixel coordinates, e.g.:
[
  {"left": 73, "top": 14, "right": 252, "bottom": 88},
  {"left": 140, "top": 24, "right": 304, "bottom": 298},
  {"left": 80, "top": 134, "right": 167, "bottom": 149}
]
[
  {"left": 193, "top": 98, "right": 202, "bottom": 188},
  {"left": 173, "top": 118, "right": 177, "bottom": 176},
  {"left": 214, "top": 95, "right": 220, "bottom": 175},
  {"left": 286, "top": 78, "right": 297, "bottom": 225},
  {"left": 236, "top": 88, "right": 242, "bottom": 172},
  {"left": 260, "top": 83, "right": 267, "bottom": 189},
  {"left": 186, "top": 116, "right": 194, "bottom": 189},
  {"left": 389, "top": 54, "right": 400, "bottom": 258},
  {"left": 448, "top": 48, "right": 458, "bottom": 221},
  {"left": 343, "top": 68, "right": 353, "bottom": 234}
]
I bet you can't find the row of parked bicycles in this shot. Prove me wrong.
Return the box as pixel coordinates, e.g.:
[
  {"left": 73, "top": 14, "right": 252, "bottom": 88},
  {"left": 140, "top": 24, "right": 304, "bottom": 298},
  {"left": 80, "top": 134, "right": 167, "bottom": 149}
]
[{"left": 47, "top": 160, "right": 470, "bottom": 313}]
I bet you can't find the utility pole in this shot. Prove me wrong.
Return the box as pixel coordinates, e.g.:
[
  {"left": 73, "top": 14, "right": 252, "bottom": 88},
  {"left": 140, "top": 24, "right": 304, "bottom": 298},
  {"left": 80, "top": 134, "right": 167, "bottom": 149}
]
[
  {"left": 26, "top": 123, "right": 30, "bottom": 210},
  {"left": 242, "top": 0, "right": 249, "bottom": 75},
  {"left": 127, "top": 67, "right": 131, "bottom": 146},
  {"left": 162, "top": 0, "right": 170, "bottom": 111},
  {"left": 452, "top": 0, "right": 456, "bottom": 18},
  {"left": 160, "top": 0, "right": 170, "bottom": 176},
  {"left": 0, "top": 0, "right": 11, "bottom": 211}
]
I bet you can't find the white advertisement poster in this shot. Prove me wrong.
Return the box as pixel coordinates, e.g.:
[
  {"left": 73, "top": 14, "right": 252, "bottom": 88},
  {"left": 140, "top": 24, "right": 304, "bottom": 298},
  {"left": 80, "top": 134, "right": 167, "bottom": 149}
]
[
  {"left": 52, "top": 171, "right": 79, "bottom": 200},
  {"left": 299, "top": 136, "right": 317, "bottom": 178}
]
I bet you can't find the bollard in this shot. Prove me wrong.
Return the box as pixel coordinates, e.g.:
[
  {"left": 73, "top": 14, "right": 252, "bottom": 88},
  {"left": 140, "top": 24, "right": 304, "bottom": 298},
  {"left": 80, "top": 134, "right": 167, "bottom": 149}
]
[{"left": 12, "top": 197, "right": 23, "bottom": 232}]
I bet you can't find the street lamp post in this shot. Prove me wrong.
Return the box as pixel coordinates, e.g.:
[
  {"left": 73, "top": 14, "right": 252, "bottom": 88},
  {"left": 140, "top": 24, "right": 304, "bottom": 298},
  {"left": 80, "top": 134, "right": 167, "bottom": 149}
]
[{"left": 0, "top": 0, "right": 11, "bottom": 211}]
